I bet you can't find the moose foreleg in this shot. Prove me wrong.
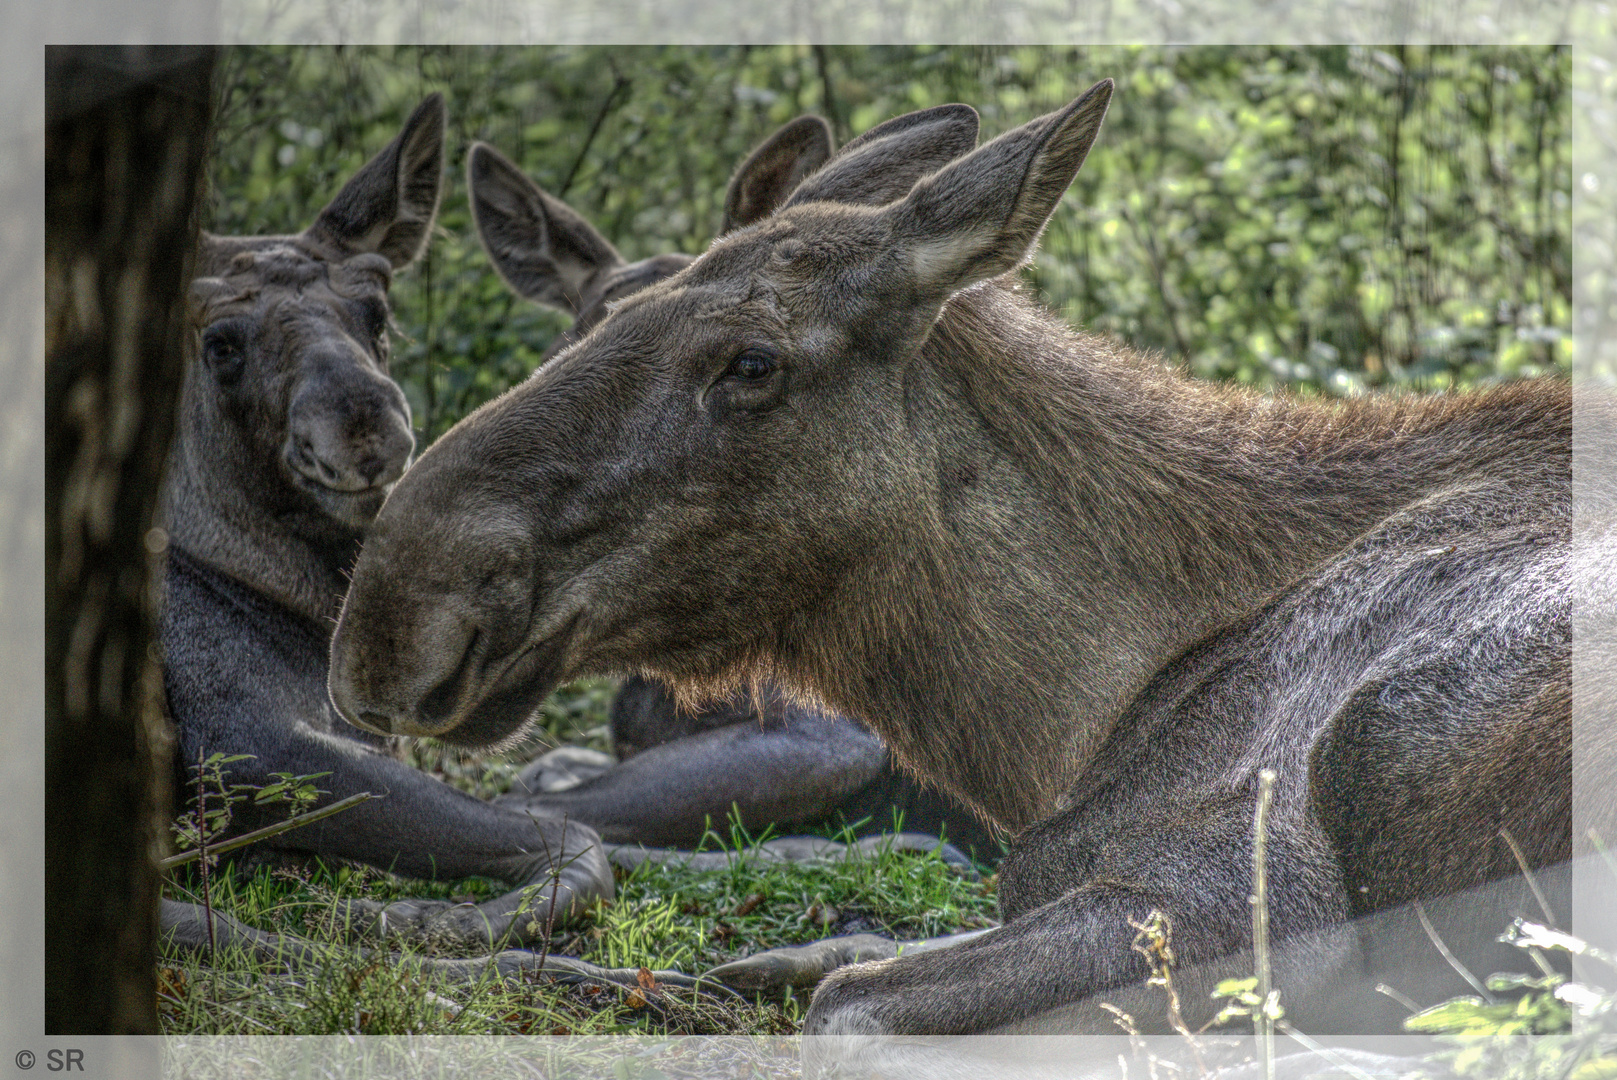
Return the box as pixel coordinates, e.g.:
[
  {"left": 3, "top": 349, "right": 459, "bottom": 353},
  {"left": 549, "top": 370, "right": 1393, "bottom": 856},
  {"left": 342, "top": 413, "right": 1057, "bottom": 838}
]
[
  {"left": 800, "top": 879, "right": 1324, "bottom": 1037},
  {"left": 498, "top": 711, "right": 890, "bottom": 847},
  {"left": 157, "top": 898, "right": 711, "bottom": 991},
  {"left": 236, "top": 728, "right": 613, "bottom": 949},
  {"left": 334, "top": 833, "right": 609, "bottom": 949},
  {"left": 703, "top": 927, "right": 994, "bottom": 994}
]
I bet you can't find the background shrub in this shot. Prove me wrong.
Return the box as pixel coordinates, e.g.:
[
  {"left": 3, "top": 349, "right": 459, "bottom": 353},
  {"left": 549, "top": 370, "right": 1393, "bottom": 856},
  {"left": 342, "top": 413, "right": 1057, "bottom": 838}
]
[{"left": 207, "top": 45, "right": 1571, "bottom": 441}]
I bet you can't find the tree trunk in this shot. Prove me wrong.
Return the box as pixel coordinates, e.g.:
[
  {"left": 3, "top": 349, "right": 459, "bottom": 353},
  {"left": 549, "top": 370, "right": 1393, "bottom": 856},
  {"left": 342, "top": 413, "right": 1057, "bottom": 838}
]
[{"left": 45, "top": 44, "right": 215, "bottom": 1036}]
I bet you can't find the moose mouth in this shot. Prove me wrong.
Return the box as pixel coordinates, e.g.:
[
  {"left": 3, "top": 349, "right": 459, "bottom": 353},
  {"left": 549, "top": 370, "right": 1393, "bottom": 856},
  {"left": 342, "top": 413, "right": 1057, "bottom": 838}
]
[
  {"left": 285, "top": 445, "right": 399, "bottom": 527},
  {"left": 408, "top": 618, "right": 581, "bottom": 749},
  {"left": 297, "top": 475, "right": 391, "bottom": 528}
]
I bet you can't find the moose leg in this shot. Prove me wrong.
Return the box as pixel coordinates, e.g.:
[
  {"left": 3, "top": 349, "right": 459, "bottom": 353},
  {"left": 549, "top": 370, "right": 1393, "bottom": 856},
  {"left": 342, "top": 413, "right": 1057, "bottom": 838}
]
[
  {"left": 156, "top": 899, "right": 710, "bottom": 990},
  {"left": 798, "top": 798, "right": 1356, "bottom": 1038},
  {"left": 800, "top": 882, "right": 1270, "bottom": 1036},
  {"left": 497, "top": 710, "right": 890, "bottom": 847},
  {"left": 224, "top": 728, "right": 613, "bottom": 948},
  {"left": 604, "top": 832, "right": 978, "bottom": 876},
  {"left": 703, "top": 927, "right": 994, "bottom": 995}
]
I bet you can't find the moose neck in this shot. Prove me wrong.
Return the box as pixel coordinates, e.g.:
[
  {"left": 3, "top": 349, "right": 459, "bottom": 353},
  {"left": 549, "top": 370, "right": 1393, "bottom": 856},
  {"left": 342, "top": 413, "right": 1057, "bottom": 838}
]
[
  {"left": 791, "top": 283, "right": 1558, "bottom": 833},
  {"left": 163, "top": 374, "right": 363, "bottom": 632}
]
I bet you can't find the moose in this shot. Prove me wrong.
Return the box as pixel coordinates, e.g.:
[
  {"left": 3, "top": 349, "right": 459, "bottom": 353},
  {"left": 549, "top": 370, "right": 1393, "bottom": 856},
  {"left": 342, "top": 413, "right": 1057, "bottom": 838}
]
[
  {"left": 159, "top": 93, "right": 989, "bottom": 967},
  {"left": 466, "top": 128, "right": 1000, "bottom": 860},
  {"left": 328, "top": 79, "right": 1579, "bottom": 1035},
  {"left": 158, "top": 94, "right": 615, "bottom": 950}
]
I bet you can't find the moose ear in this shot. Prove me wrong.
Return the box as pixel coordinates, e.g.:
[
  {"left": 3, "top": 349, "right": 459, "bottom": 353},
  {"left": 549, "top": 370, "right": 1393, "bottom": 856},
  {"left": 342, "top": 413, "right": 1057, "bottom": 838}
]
[
  {"left": 467, "top": 141, "right": 625, "bottom": 315},
  {"left": 884, "top": 79, "right": 1112, "bottom": 297},
  {"left": 778, "top": 103, "right": 979, "bottom": 211},
  {"left": 721, "top": 115, "right": 834, "bottom": 233},
  {"left": 305, "top": 94, "right": 446, "bottom": 269}
]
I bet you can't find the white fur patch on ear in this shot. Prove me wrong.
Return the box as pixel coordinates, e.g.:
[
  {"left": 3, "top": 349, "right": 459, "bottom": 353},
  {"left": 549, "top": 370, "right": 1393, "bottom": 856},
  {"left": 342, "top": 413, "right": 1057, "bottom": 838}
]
[
  {"left": 346, "top": 218, "right": 396, "bottom": 254},
  {"left": 908, "top": 223, "right": 997, "bottom": 291}
]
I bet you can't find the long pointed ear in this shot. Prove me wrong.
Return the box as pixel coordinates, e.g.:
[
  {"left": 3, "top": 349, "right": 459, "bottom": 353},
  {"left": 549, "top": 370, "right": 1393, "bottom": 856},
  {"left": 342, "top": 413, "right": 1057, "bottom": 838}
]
[
  {"left": 467, "top": 141, "right": 625, "bottom": 315},
  {"left": 721, "top": 115, "right": 834, "bottom": 233},
  {"left": 305, "top": 94, "right": 445, "bottom": 268},
  {"left": 883, "top": 79, "right": 1113, "bottom": 297},
  {"left": 779, "top": 103, "right": 980, "bottom": 210}
]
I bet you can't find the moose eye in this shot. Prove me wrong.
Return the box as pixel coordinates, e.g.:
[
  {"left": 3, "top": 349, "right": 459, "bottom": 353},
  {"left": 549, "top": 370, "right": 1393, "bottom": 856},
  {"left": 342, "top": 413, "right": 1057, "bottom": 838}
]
[
  {"left": 726, "top": 349, "right": 777, "bottom": 381},
  {"left": 200, "top": 323, "right": 247, "bottom": 382}
]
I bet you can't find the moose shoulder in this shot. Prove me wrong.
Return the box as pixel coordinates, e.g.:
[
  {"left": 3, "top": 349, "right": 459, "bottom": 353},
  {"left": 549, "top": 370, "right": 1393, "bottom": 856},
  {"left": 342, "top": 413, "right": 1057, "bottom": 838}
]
[
  {"left": 160, "top": 95, "right": 610, "bottom": 952},
  {"left": 329, "top": 80, "right": 1575, "bottom": 1034}
]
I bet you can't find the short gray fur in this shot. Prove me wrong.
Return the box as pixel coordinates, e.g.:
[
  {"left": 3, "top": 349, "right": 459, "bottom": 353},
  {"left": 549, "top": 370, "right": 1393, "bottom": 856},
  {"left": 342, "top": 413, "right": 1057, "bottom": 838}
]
[{"left": 160, "top": 94, "right": 610, "bottom": 951}]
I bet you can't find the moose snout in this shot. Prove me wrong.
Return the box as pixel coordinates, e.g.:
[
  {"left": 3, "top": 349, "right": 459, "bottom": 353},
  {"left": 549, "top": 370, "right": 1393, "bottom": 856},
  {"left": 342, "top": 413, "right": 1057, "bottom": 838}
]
[
  {"left": 286, "top": 359, "right": 414, "bottom": 496},
  {"left": 327, "top": 614, "right": 476, "bottom": 739},
  {"left": 291, "top": 430, "right": 404, "bottom": 488},
  {"left": 331, "top": 603, "right": 548, "bottom": 744},
  {"left": 330, "top": 508, "right": 551, "bottom": 746}
]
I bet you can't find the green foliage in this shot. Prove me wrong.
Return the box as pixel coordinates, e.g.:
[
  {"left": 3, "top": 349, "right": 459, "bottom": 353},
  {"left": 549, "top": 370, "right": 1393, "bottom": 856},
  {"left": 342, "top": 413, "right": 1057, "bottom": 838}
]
[
  {"left": 207, "top": 45, "right": 1569, "bottom": 447},
  {"left": 588, "top": 895, "right": 705, "bottom": 972},
  {"left": 1402, "top": 973, "right": 1571, "bottom": 1040},
  {"left": 1209, "top": 974, "right": 1285, "bottom": 1030},
  {"left": 1399, "top": 919, "right": 1617, "bottom": 1080},
  {"left": 171, "top": 752, "right": 328, "bottom": 854}
]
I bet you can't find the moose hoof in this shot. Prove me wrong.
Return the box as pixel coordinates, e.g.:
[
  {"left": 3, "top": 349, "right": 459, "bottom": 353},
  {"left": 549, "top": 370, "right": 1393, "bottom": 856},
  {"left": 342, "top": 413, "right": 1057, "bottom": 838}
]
[
  {"left": 802, "top": 961, "right": 903, "bottom": 1036},
  {"left": 702, "top": 934, "right": 899, "bottom": 994}
]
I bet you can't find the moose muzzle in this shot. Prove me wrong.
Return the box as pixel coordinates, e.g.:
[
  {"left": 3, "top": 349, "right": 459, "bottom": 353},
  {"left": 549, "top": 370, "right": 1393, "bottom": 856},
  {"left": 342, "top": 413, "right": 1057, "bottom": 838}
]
[{"left": 285, "top": 351, "right": 414, "bottom": 527}]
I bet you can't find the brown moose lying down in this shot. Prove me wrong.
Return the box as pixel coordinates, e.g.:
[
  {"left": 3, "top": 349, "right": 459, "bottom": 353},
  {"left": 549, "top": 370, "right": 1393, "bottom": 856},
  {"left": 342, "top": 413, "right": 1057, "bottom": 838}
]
[
  {"left": 161, "top": 95, "right": 613, "bottom": 951},
  {"left": 330, "top": 75, "right": 1601, "bottom": 1039}
]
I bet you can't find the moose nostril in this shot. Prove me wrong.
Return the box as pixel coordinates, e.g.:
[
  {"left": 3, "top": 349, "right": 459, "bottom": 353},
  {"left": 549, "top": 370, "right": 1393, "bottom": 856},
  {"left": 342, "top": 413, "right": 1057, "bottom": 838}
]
[
  {"left": 292, "top": 435, "right": 340, "bottom": 482},
  {"left": 358, "top": 710, "right": 394, "bottom": 734},
  {"left": 420, "top": 628, "right": 481, "bottom": 726}
]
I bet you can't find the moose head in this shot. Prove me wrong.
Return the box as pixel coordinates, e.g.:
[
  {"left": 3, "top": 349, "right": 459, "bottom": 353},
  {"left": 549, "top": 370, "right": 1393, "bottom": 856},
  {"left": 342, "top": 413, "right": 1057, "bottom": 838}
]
[
  {"left": 329, "top": 86, "right": 1108, "bottom": 827},
  {"left": 166, "top": 95, "right": 443, "bottom": 620}
]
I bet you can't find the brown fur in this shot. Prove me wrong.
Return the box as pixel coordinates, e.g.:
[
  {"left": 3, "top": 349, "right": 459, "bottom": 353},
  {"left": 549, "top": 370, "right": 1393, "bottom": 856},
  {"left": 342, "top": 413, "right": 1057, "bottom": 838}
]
[{"left": 330, "top": 80, "right": 1583, "bottom": 1034}]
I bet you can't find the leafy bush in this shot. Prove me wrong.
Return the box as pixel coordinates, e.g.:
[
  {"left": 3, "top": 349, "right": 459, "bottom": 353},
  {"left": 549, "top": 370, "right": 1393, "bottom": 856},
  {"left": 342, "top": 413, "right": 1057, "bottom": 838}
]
[{"left": 207, "top": 45, "right": 1570, "bottom": 445}]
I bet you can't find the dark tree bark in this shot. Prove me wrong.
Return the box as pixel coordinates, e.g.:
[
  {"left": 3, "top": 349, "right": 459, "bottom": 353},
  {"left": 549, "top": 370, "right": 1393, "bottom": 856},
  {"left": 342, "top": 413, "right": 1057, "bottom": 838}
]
[{"left": 45, "top": 45, "right": 215, "bottom": 1036}]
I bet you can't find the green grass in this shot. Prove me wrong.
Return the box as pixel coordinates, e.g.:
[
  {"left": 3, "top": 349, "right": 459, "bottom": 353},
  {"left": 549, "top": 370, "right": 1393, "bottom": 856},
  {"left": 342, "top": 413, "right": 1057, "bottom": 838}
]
[
  {"left": 160, "top": 677, "right": 1000, "bottom": 1035},
  {"left": 595, "top": 820, "right": 998, "bottom": 970},
  {"left": 160, "top": 827, "right": 996, "bottom": 1035}
]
